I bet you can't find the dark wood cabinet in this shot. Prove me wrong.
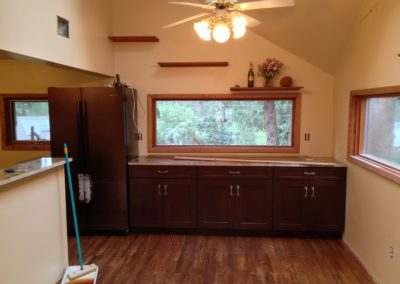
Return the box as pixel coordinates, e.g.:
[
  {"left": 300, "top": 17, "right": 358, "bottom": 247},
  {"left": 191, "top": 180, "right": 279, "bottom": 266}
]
[
  {"left": 128, "top": 163, "right": 346, "bottom": 235},
  {"left": 129, "top": 166, "right": 196, "bottom": 228},
  {"left": 198, "top": 179, "right": 234, "bottom": 229},
  {"left": 274, "top": 167, "right": 346, "bottom": 232},
  {"left": 198, "top": 167, "right": 273, "bottom": 230}
]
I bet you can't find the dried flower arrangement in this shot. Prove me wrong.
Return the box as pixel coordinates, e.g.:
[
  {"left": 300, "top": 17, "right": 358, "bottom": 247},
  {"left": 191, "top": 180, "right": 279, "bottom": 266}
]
[{"left": 257, "top": 58, "right": 283, "bottom": 86}]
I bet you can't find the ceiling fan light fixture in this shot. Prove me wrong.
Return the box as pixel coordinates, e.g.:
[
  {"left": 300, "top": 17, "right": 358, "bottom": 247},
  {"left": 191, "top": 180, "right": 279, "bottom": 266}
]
[
  {"left": 167, "top": 0, "right": 296, "bottom": 43},
  {"left": 194, "top": 21, "right": 211, "bottom": 41},
  {"left": 212, "top": 22, "right": 231, "bottom": 43}
]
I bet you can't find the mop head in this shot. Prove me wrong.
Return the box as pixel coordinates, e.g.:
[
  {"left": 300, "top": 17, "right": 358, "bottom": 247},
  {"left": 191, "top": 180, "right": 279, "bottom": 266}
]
[{"left": 61, "top": 264, "right": 98, "bottom": 284}]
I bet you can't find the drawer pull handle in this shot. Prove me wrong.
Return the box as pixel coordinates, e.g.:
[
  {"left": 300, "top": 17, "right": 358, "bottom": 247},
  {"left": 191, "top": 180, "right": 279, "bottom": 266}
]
[
  {"left": 157, "top": 170, "right": 169, "bottom": 174},
  {"left": 304, "top": 186, "right": 308, "bottom": 198},
  {"left": 230, "top": 185, "right": 234, "bottom": 197},
  {"left": 311, "top": 186, "right": 315, "bottom": 198},
  {"left": 236, "top": 185, "right": 240, "bottom": 197},
  {"left": 157, "top": 184, "right": 162, "bottom": 196},
  {"left": 304, "top": 171, "right": 316, "bottom": 176},
  {"left": 164, "top": 184, "right": 168, "bottom": 196},
  {"left": 229, "top": 170, "right": 241, "bottom": 175}
]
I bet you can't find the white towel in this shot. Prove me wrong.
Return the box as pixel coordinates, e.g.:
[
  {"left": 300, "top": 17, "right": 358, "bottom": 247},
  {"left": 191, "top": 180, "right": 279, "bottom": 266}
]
[{"left": 77, "top": 174, "right": 93, "bottom": 203}]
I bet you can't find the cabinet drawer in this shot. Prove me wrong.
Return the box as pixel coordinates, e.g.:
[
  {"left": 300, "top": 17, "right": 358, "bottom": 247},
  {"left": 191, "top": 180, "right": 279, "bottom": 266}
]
[
  {"left": 129, "top": 166, "right": 195, "bottom": 178},
  {"left": 198, "top": 166, "right": 272, "bottom": 179},
  {"left": 275, "top": 167, "right": 346, "bottom": 180}
]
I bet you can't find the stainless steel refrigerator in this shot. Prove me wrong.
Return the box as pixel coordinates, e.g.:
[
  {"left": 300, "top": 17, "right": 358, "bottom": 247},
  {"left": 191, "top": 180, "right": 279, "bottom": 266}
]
[{"left": 48, "top": 87, "right": 138, "bottom": 232}]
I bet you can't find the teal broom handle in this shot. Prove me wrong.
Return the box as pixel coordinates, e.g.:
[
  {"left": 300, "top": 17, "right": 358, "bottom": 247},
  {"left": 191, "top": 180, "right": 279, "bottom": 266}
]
[{"left": 64, "top": 143, "right": 84, "bottom": 270}]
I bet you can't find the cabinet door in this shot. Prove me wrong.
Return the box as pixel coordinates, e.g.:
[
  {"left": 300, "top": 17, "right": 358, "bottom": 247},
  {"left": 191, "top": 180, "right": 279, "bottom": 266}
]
[
  {"left": 235, "top": 180, "right": 273, "bottom": 230},
  {"left": 198, "top": 179, "right": 234, "bottom": 229},
  {"left": 308, "top": 180, "right": 346, "bottom": 232},
  {"left": 129, "top": 179, "right": 163, "bottom": 227},
  {"left": 164, "top": 179, "right": 196, "bottom": 228},
  {"left": 274, "top": 179, "right": 308, "bottom": 231}
]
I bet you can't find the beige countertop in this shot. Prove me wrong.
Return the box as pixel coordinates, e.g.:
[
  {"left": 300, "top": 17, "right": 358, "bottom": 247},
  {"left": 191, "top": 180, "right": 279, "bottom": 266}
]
[
  {"left": 0, "top": 157, "right": 69, "bottom": 187},
  {"left": 128, "top": 156, "right": 346, "bottom": 167}
]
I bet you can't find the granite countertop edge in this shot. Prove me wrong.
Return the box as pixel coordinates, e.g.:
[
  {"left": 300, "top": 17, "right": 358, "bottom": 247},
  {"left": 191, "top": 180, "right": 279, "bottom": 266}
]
[
  {"left": 0, "top": 157, "right": 70, "bottom": 187},
  {"left": 128, "top": 156, "right": 347, "bottom": 167}
]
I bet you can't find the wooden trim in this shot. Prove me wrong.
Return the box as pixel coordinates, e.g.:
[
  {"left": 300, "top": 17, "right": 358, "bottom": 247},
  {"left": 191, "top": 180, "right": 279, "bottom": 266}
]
[
  {"left": 147, "top": 93, "right": 301, "bottom": 154},
  {"left": 230, "top": 86, "right": 304, "bottom": 92},
  {"left": 108, "top": 36, "right": 159, "bottom": 42},
  {"left": 350, "top": 85, "right": 400, "bottom": 97},
  {"left": 157, "top": 62, "right": 229, "bottom": 67},
  {"left": 347, "top": 86, "right": 400, "bottom": 185},
  {"left": 0, "top": 93, "right": 50, "bottom": 151},
  {"left": 148, "top": 93, "right": 300, "bottom": 100},
  {"left": 292, "top": 93, "right": 301, "bottom": 153},
  {"left": 348, "top": 155, "right": 400, "bottom": 184}
]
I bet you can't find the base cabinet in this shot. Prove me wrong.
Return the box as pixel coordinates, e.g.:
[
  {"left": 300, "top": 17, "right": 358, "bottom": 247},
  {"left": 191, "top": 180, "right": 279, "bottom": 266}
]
[
  {"left": 274, "top": 167, "right": 346, "bottom": 232},
  {"left": 198, "top": 167, "right": 273, "bottom": 230},
  {"left": 129, "top": 166, "right": 196, "bottom": 228},
  {"left": 129, "top": 164, "right": 346, "bottom": 234}
]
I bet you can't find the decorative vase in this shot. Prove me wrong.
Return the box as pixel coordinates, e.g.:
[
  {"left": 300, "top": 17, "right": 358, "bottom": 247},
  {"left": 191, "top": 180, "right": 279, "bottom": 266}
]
[{"left": 263, "top": 75, "right": 274, "bottom": 87}]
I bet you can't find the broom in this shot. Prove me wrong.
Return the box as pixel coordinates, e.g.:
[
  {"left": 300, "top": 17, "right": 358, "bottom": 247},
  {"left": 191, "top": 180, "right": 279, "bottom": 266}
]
[{"left": 61, "top": 143, "right": 99, "bottom": 284}]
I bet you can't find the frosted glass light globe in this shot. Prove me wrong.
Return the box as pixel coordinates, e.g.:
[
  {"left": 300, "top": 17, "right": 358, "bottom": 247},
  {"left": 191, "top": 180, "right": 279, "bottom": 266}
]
[
  {"left": 194, "top": 21, "right": 211, "bottom": 41},
  {"left": 232, "top": 16, "right": 246, "bottom": 39},
  {"left": 212, "top": 23, "right": 231, "bottom": 43}
]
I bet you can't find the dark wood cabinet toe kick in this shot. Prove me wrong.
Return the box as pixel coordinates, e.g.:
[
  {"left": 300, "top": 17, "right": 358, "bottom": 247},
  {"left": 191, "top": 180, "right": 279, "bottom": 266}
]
[{"left": 128, "top": 164, "right": 346, "bottom": 236}]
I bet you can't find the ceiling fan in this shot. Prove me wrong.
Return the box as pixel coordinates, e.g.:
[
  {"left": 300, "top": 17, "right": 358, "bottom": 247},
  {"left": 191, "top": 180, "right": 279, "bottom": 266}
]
[{"left": 164, "top": 0, "right": 295, "bottom": 43}]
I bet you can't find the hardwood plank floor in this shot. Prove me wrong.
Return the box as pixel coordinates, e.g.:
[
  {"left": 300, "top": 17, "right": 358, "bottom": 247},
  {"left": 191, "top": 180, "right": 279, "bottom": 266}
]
[{"left": 67, "top": 234, "right": 374, "bottom": 284}]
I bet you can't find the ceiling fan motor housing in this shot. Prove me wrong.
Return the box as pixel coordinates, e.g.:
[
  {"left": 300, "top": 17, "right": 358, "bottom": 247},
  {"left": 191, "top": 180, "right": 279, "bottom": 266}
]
[{"left": 214, "top": 0, "right": 236, "bottom": 10}]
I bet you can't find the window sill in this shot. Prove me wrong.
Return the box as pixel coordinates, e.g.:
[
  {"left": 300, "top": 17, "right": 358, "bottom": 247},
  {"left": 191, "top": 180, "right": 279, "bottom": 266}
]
[
  {"left": 148, "top": 145, "right": 300, "bottom": 154},
  {"left": 2, "top": 144, "right": 50, "bottom": 151},
  {"left": 347, "top": 155, "right": 400, "bottom": 184}
]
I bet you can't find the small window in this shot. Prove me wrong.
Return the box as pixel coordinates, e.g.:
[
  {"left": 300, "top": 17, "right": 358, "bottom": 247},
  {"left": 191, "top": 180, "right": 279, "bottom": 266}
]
[
  {"left": 348, "top": 86, "right": 400, "bottom": 184},
  {"left": 148, "top": 93, "right": 301, "bottom": 153},
  {"left": 0, "top": 94, "right": 50, "bottom": 150}
]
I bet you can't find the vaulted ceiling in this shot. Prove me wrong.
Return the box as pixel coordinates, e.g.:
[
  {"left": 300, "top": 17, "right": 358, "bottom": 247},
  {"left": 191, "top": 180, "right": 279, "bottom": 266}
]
[{"left": 187, "top": 0, "right": 365, "bottom": 73}]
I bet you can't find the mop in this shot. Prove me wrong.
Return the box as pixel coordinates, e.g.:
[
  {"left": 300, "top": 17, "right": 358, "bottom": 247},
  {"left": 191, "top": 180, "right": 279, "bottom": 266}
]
[{"left": 61, "top": 143, "right": 99, "bottom": 284}]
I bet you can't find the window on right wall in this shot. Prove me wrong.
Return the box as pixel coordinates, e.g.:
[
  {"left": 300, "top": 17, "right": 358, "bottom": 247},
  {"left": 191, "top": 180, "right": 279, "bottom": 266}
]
[{"left": 348, "top": 86, "right": 400, "bottom": 184}]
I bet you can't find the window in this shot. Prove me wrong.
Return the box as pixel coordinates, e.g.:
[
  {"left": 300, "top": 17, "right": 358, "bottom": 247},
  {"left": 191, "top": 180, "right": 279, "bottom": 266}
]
[
  {"left": 348, "top": 86, "right": 400, "bottom": 184},
  {"left": 0, "top": 94, "right": 50, "bottom": 150},
  {"left": 148, "top": 93, "right": 301, "bottom": 153}
]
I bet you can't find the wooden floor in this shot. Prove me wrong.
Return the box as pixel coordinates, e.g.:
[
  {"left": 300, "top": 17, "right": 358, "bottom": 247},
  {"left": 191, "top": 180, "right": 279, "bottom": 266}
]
[{"left": 68, "top": 234, "right": 374, "bottom": 284}]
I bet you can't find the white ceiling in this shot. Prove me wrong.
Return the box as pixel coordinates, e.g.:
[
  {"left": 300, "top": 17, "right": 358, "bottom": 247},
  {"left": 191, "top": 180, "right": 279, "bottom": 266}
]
[{"left": 192, "top": 0, "right": 364, "bottom": 73}]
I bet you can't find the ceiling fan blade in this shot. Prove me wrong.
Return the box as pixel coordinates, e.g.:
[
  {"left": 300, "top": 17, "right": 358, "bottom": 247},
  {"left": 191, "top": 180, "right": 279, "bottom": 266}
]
[
  {"left": 163, "top": 13, "right": 210, "bottom": 29},
  {"left": 168, "top": 1, "right": 214, "bottom": 10},
  {"left": 236, "top": 0, "right": 295, "bottom": 11},
  {"left": 234, "top": 12, "right": 261, "bottom": 27}
]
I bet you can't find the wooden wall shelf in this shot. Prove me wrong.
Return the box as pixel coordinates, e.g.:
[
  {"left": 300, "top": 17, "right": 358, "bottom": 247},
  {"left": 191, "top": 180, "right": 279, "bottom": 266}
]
[
  {"left": 157, "top": 61, "right": 229, "bottom": 67},
  {"left": 230, "top": 86, "right": 304, "bottom": 92},
  {"left": 108, "top": 36, "right": 159, "bottom": 42}
]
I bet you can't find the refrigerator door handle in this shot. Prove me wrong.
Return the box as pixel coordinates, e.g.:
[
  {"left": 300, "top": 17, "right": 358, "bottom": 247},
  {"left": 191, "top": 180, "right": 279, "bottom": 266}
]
[
  {"left": 82, "top": 100, "right": 90, "bottom": 171},
  {"left": 76, "top": 101, "right": 82, "bottom": 170}
]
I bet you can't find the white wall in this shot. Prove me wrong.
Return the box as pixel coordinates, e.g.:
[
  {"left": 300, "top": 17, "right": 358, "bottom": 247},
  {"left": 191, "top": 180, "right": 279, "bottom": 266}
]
[
  {"left": 0, "top": 166, "right": 68, "bottom": 284},
  {"left": 334, "top": 0, "right": 400, "bottom": 283},
  {"left": 0, "top": 0, "right": 114, "bottom": 75},
  {"left": 111, "top": 0, "right": 335, "bottom": 157}
]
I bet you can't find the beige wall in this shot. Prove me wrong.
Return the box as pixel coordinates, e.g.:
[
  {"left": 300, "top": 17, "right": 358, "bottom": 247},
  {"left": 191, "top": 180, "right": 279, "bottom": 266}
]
[
  {"left": 0, "top": 59, "right": 112, "bottom": 169},
  {"left": 111, "top": 0, "right": 335, "bottom": 157},
  {"left": 334, "top": 0, "right": 400, "bottom": 283},
  {"left": 0, "top": 0, "right": 114, "bottom": 75}
]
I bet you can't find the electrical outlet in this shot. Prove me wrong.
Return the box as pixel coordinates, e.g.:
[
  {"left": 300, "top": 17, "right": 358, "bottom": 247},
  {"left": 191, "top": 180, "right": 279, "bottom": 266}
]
[
  {"left": 305, "top": 133, "right": 311, "bottom": 141},
  {"left": 136, "top": 133, "right": 143, "bottom": 140},
  {"left": 389, "top": 246, "right": 394, "bottom": 259}
]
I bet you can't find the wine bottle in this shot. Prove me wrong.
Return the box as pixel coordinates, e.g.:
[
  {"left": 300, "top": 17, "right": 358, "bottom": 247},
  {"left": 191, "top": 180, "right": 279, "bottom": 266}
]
[{"left": 247, "top": 62, "right": 254, "bottom": 87}]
